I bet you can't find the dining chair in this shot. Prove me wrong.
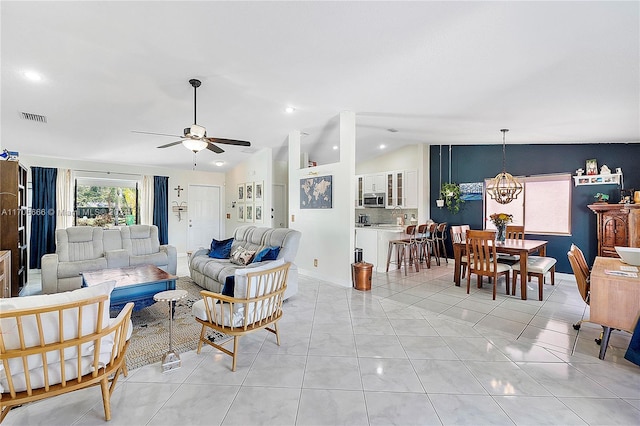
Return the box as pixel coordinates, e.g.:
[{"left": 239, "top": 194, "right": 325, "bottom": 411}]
[
  {"left": 450, "top": 225, "right": 468, "bottom": 278},
  {"left": 498, "top": 225, "right": 525, "bottom": 264},
  {"left": 511, "top": 256, "right": 556, "bottom": 301},
  {"left": 435, "top": 222, "right": 449, "bottom": 263},
  {"left": 465, "top": 230, "right": 512, "bottom": 300}
]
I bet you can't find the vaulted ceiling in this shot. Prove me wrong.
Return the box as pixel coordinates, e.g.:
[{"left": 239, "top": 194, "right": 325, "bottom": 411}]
[{"left": 2, "top": 1, "right": 638, "bottom": 172}]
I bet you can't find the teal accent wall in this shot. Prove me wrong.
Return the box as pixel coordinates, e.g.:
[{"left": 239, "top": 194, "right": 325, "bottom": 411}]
[{"left": 430, "top": 143, "right": 640, "bottom": 273}]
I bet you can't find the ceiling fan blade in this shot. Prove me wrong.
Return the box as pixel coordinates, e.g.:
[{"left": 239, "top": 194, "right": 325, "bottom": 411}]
[
  {"left": 133, "top": 130, "right": 183, "bottom": 138},
  {"left": 157, "top": 141, "right": 184, "bottom": 149},
  {"left": 206, "top": 143, "right": 225, "bottom": 154},
  {"left": 205, "top": 137, "right": 251, "bottom": 147}
]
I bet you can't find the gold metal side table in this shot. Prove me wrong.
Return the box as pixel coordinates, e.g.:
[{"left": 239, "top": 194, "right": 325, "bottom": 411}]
[{"left": 154, "top": 289, "right": 188, "bottom": 372}]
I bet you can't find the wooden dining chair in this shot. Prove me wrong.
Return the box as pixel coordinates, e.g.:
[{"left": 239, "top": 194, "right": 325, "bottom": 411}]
[
  {"left": 450, "top": 225, "right": 468, "bottom": 278},
  {"left": 498, "top": 225, "right": 525, "bottom": 264},
  {"left": 465, "top": 230, "right": 512, "bottom": 300}
]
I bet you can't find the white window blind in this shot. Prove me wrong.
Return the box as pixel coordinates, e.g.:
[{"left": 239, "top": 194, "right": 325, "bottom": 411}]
[{"left": 484, "top": 173, "right": 572, "bottom": 235}]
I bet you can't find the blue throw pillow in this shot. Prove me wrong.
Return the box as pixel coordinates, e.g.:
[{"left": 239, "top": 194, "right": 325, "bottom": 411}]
[
  {"left": 253, "top": 246, "right": 281, "bottom": 263},
  {"left": 208, "top": 238, "right": 234, "bottom": 259},
  {"left": 221, "top": 275, "right": 235, "bottom": 297}
]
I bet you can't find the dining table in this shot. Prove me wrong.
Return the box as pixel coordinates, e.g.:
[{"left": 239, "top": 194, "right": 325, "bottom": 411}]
[{"left": 453, "top": 237, "right": 548, "bottom": 300}]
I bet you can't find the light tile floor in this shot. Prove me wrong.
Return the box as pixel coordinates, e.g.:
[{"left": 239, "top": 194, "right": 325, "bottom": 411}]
[{"left": 6, "top": 257, "right": 640, "bottom": 425}]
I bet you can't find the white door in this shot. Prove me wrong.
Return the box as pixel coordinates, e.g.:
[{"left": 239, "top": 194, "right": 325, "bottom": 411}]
[
  {"left": 187, "top": 185, "right": 221, "bottom": 250},
  {"left": 272, "top": 184, "right": 287, "bottom": 228}
]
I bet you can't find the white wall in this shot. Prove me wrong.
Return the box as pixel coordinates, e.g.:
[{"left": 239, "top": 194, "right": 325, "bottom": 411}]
[
  {"left": 224, "top": 148, "right": 273, "bottom": 237},
  {"left": 289, "top": 112, "right": 356, "bottom": 287},
  {"left": 19, "top": 155, "right": 225, "bottom": 255}
]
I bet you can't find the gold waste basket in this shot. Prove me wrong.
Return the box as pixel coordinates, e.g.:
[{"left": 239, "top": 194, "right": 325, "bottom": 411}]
[{"left": 352, "top": 262, "right": 373, "bottom": 291}]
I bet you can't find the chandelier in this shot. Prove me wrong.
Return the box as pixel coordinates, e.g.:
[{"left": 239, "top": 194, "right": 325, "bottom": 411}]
[{"left": 486, "top": 129, "right": 522, "bottom": 204}]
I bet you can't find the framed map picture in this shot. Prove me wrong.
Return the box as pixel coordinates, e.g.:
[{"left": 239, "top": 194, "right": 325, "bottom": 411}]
[
  {"left": 246, "top": 182, "right": 254, "bottom": 202},
  {"left": 238, "top": 205, "right": 244, "bottom": 222},
  {"left": 300, "top": 175, "right": 332, "bottom": 209},
  {"left": 246, "top": 204, "right": 254, "bottom": 222},
  {"left": 255, "top": 205, "right": 263, "bottom": 224},
  {"left": 255, "top": 181, "right": 263, "bottom": 201},
  {"left": 237, "top": 184, "right": 244, "bottom": 202}
]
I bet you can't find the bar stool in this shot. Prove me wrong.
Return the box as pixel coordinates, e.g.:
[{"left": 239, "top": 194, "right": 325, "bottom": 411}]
[
  {"left": 386, "top": 225, "right": 420, "bottom": 275},
  {"left": 435, "top": 222, "right": 448, "bottom": 263},
  {"left": 416, "top": 223, "right": 431, "bottom": 269},
  {"left": 425, "top": 222, "right": 440, "bottom": 266}
]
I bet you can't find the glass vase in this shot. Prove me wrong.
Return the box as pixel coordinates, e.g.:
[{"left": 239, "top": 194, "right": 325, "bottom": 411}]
[{"left": 496, "top": 224, "right": 507, "bottom": 242}]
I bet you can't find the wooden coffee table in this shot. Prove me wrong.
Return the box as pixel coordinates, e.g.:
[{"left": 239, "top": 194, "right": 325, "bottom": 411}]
[{"left": 81, "top": 264, "right": 177, "bottom": 312}]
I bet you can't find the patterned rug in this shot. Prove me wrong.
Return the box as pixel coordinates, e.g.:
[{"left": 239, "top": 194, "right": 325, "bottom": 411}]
[{"left": 125, "top": 276, "right": 231, "bottom": 370}]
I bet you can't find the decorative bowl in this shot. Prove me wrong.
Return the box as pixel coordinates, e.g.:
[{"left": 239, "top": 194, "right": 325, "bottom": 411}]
[{"left": 615, "top": 246, "right": 640, "bottom": 266}]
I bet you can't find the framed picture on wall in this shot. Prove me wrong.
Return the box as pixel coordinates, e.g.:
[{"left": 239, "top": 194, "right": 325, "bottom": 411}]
[
  {"left": 586, "top": 159, "right": 598, "bottom": 175},
  {"left": 300, "top": 175, "right": 332, "bottom": 209},
  {"left": 237, "top": 184, "right": 244, "bottom": 202},
  {"left": 254, "top": 205, "right": 263, "bottom": 224},
  {"left": 238, "top": 205, "right": 244, "bottom": 222},
  {"left": 255, "top": 181, "right": 263, "bottom": 201},
  {"left": 246, "top": 204, "right": 254, "bottom": 222},
  {"left": 246, "top": 182, "right": 254, "bottom": 202}
]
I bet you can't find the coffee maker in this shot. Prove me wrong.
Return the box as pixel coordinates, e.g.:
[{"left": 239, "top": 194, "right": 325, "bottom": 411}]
[{"left": 357, "top": 214, "right": 370, "bottom": 225}]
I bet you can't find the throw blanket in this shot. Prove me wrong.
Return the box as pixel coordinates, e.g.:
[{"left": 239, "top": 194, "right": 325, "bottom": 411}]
[{"left": 624, "top": 320, "right": 640, "bottom": 366}]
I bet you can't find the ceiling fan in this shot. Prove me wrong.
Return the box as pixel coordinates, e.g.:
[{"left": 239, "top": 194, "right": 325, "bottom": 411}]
[{"left": 132, "top": 78, "right": 251, "bottom": 154}]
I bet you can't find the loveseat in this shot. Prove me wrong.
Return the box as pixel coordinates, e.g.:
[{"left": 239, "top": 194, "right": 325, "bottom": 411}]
[
  {"left": 41, "top": 225, "right": 177, "bottom": 294},
  {"left": 189, "top": 226, "right": 301, "bottom": 299}
]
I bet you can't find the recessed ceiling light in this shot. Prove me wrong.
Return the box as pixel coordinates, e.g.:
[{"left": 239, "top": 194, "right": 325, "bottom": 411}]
[
  {"left": 23, "top": 70, "right": 42, "bottom": 81},
  {"left": 285, "top": 106, "right": 295, "bottom": 113},
  {"left": 214, "top": 161, "right": 225, "bottom": 167},
  {"left": 332, "top": 145, "right": 338, "bottom": 150},
  {"left": 380, "top": 144, "right": 386, "bottom": 149}
]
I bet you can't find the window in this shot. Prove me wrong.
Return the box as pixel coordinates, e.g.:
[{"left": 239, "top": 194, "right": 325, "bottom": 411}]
[
  {"left": 74, "top": 175, "right": 139, "bottom": 227},
  {"left": 484, "top": 173, "right": 572, "bottom": 235}
]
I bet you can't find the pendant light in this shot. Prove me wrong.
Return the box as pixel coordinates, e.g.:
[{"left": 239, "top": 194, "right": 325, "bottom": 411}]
[{"left": 486, "top": 129, "right": 522, "bottom": 204}]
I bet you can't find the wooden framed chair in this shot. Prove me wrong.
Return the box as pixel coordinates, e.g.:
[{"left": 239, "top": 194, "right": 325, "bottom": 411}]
[
  {"left": 416, "top": 224, "right": 431, "bottom": 268},
  {"left": 497, "top": 225, "right": 525, "bottom": 264},
  {"left": 450, "top": 225, "right": 468, "bottom": 278},
  {"left": 512, "top": 256, "right": 556, "bottom": 301},
  {"left": 192, "top": 261, "right": 290, "bottom": 371},
  {"left": 386, "top": 225, "right": 420, "bottom": 275},
  {"left": 435, "top": 222, "right": 449, "bottom": 263},
  {"left": 424, "top": 222, "right": 440, "bottom": 266},
  {"left": 465, "top": 230, "right": 512, "bottom": 300}
]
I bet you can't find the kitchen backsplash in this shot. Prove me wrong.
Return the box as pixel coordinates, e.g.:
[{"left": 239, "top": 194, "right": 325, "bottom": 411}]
[{"left": 357, "top": 208, "right": 418, "bottom": 224}]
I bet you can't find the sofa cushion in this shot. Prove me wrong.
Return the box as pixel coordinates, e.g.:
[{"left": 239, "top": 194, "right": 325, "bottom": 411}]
[
  {"left": 253, "top": 246, "right": 281, "bottom": 263},
  {"left": 56, "top": 227, "right": 105, "bottom": 262},
  {"left": 58, "top": 257, "right": 108, "bottom": 279},
  {"left": 209, "top": 238, "right": 234, "bottom": 259},
  {"left": 0, "top": 280, "right": 116, "bottom": 392},
  {"left": 121, "top": 225, "right": 160, "bottom": 256},
  {"left": 230, "top": 246, "right": 256, "bottom": 266},
  {"left": 129, "top": 251, "right": 169, "bottom": 267},
  {"left": 222, "top": 275, "right": 235, "bottom": 297}
]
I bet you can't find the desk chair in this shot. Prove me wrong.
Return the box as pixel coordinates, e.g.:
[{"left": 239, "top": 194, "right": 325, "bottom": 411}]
[
  {"left": 466, "top": 230, "right": 512, "bottom": 300},
  {"left": 567, "top": 247, "right": 603, "bottom": 346}
]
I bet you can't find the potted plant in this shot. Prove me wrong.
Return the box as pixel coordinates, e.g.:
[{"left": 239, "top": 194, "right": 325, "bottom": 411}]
[{"left": 440, "top": 182, "right": 464, "bottom": 214}]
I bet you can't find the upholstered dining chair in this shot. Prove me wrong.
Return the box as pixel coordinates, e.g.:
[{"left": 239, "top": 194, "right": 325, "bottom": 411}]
[
  {"left": 512, "top": 256, "right": 556, "bottom": 301},
  {"left": 465, "top": 230, "right": 512, "bottom": 300},
  {"left": 450, "top": 225, "right": 468, "bottom": 278}
]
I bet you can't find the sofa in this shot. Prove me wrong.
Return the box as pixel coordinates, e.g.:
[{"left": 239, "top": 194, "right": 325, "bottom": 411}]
[
  {"left": 189, "top": 225, "right": 301, "bottom": 299},
  {"left": 41, "top": 225, "right": 177, "bottom": 294}
]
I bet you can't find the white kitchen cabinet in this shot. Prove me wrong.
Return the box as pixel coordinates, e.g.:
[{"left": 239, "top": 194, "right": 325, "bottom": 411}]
[
  {"left": 364, "top": 173, "right": 385, "bottom": 193},
  {"left": 355, "top": 227, "right": 405, "bottom": 272},
  {"left": 355, "top": 175, "right": 364, "bottom": 208},
  {"left": 404, "top": 169, "right": 418, "bottom": 208},
  {"left": 385, "top": 170, "right": 417, "bottom": 209}
]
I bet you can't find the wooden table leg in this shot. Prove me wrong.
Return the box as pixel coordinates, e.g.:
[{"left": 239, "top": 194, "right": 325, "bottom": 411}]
[
  {"left": 519, "top": 251, "right": 528, "bottom": 300},
  {"left": 454, "top": 244, "right": 461, "bottom": 286}
]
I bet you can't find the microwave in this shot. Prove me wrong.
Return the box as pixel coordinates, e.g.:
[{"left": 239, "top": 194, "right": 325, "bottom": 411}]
[{"left": 363, "top": 192, "right": 385, "bottom": 208}]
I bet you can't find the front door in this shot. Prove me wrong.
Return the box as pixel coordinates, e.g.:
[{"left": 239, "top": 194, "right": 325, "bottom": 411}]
[{"left": 187, "top": 184, "right": 221, "bottom": 251}]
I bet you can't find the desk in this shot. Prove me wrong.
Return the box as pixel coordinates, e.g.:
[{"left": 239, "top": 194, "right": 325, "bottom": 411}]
[
  {"left": 590, "top": 256, "right": 640, "bottom": 359},
  {"left": 453, "top": 238, "right": 548, "bottom": 300}
]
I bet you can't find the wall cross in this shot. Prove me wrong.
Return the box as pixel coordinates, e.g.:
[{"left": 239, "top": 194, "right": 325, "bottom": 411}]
[{"left": 174, "top": 185, "right": 184, "bottom": 197}]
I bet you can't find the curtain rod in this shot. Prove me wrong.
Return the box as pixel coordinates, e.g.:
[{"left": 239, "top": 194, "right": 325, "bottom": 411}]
[{"left": 73, "top": 169, "right": 143, "bottom": 177}]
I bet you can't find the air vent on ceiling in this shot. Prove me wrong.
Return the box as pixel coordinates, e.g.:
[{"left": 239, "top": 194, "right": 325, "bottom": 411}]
[{"left": 20, "top": 112, "right": 47, "bottom": 123}]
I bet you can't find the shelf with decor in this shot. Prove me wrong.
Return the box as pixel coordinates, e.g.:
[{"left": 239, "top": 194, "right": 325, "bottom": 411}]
[{"left": 573, "top": 173, "right": 622, "bottom": 186}]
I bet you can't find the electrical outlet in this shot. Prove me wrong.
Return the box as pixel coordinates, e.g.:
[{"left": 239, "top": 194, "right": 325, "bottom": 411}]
[
  {"left": 291, "top": 214, "right": 295, "bottom": 222},
  {"left": 314, "top": 259, "right": 318, "bottom": 267}
]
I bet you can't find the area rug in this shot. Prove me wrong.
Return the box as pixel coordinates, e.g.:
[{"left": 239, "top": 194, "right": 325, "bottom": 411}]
[{"left": 125, "top": 276, "right": 231, "bottom": 370}]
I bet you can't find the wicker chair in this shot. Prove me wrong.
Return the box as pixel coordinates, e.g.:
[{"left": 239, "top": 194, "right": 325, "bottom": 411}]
[{"left": 192, "top": 261, "right": 290, "bottom": 371}]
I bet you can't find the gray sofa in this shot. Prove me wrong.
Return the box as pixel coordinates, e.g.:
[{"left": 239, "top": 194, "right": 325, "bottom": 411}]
[
  {"left": 41, "top": 225, "right": 177, "bottom": 294},
  {"left": 189, "top": 225, "right": 301, "bottom": 299}
]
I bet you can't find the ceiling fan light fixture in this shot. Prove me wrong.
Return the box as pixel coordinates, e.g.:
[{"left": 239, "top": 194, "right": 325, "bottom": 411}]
[
  {"left": 182, "top": 139, "right": 208, "bottom": 152},
  {"left": 189, "top": 124, "right": 206, "bottom": 138},
  {"left": 486, "top": 128, "right": 522, "bottom": 204}
]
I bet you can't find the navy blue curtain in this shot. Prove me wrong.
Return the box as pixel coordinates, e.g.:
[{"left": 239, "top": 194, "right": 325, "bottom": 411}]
[
  {"left": 153, "top": 176, "right": 169, "bottom": 245},
  {"left": 29, "top": 167, "right": 57, "bottom": 269}
]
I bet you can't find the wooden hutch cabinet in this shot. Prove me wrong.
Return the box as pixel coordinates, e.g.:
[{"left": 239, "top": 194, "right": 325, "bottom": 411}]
[
  {"left": 588, "top": 203, "right": 640, "bottom": 258},
  {"left": 0, "top": 161, "right": 28, "bottom": 296}
]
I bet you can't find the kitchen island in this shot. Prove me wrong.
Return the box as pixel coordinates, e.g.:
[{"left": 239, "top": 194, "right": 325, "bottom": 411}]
[{"left": 355, "top": 225, "right": 406, "bottom": 272}]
